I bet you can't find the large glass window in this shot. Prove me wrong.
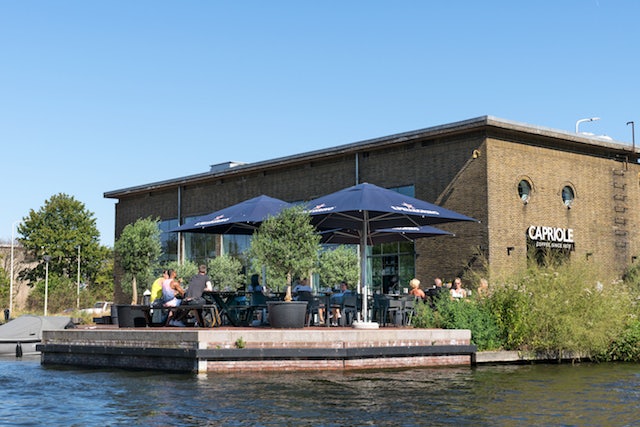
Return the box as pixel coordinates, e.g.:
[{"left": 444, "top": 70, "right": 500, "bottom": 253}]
[
  {"left": 370, "top": 241, "right": 415, "bottom": 294},
  {"left": 180, "top": 215, "right": 218, "bottom": 265},
  {"left": 183, "top": 233, "right": 217, "bottom": 265},
  {"left": 158, "top": 219, "right": 179, "bottom": 263},
  {"left": 223, "top": 234, "right": 251, "bottom": 259}
]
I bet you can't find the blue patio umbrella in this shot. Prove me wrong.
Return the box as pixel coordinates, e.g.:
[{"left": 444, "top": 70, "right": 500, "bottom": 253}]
[
  {"left": 171, "top": 195, "right": 292, "bottom": 234},
  {"left": 319, "top": 225, "right": 453, "bottom": 245},
  {"left": 305, "top": 182, "right": 477, "bottom": 327}
]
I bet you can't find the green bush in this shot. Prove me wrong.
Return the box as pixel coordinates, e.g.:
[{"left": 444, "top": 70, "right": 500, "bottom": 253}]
[
  {"left": 415, "top": 260, "right": 638, "bottom": 359},
  {"left": 26, "top": 274, "right": 78, "bottom": 313},
  {"left": 483, "top": 280, "right": 532, "bottom": 350},
  {"left": 167, "top": 260, "right": 198, "bottom": 286},
  {"left": 207, "top": 255, "right": 245, "bottom": 291},
  {"left": 599, "top": 319, "right": 640, "bottom": 362},
  {"left": 317, "top": 246, "right": 359, "bottom": 289},
  {"left": 413, "top": 295, "right": 501, "bottom": 351}
]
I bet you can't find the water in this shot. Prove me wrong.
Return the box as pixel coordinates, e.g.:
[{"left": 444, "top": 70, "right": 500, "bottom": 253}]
[{"left": 1, "top": 357, "right": 639, "bottom": 426}]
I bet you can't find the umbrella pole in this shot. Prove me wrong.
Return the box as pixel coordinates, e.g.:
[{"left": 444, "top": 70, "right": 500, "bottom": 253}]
[
  {"left": 361, "top": 222, "right": 368, "bottom": 322},
  {"left": 353, "top": 211, "right": 378, "bottom": 329}
]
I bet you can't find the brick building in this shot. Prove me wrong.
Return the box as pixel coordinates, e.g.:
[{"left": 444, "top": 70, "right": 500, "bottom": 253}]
[{"left": 105, "top": 116, "right": 640, "bottom": 291}]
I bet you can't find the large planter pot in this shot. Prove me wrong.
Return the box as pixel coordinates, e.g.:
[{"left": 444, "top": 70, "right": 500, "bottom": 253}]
[
  {"left": 267, "top": 301, "right": 308, "bottom": 328},
  {"left": 116, "top": 304, "right": 148, "bottom": 328}
]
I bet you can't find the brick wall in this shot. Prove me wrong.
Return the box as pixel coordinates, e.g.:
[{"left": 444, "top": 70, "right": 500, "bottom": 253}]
[{"left": 109, "top": 121, "right": 640, "bottom": 291}]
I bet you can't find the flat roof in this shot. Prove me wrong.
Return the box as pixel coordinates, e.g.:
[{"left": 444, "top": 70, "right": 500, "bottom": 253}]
[{"left": 104, "top": 115, "right": 636, "bottom": 199}]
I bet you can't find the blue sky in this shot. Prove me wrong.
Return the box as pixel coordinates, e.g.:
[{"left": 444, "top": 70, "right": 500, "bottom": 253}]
[{"left": 1, "top": 0, "right": 638, "bottom": 247}]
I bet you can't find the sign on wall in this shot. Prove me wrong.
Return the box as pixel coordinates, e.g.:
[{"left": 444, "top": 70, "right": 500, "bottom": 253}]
[{"left": 527, "top": 225, "right": 575, "bottom": 251}]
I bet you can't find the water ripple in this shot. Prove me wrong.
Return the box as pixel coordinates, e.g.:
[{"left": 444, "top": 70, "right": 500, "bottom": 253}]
[{"left": 0, "top": 357, "right": 638, "bottom": 426}]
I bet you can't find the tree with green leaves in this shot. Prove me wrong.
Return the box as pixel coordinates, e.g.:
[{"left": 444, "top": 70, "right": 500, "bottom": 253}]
[
  {"left": 248, "top": 205, "right": 320, "bottom": 300},
  {"left": 208, "top": 254, "right": 245, "bottom": 291},
  {"left": 318, "top": 246, "right": 360, "bottom": 290},
  {"left": 114, "top": 217, "right": 162, "bottom": 304},
  {"left": 0, "top": 264, "right": 9, "bottom": 311},
  {"left": 166, "top": 260, "right": 198, "bottom": 286},
  {"left": 17, "top": 193, "right": 108, "bottom": 311}
]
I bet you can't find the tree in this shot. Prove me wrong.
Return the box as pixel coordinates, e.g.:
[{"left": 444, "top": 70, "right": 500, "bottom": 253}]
[
  {"left": 248, "top": 206, "right": 320, "bottom": 301},
  {"left": 208, "top": 255, "right": 245, "bottom": 291},
  {"left": 166, "top": 260, "right": 198, "bottom": 285},
  {"left": 0, "top": 264, "right": 8, "bottom": 310},
  {"left": 114, "top": 217, "right": 162, "bottom": 304},
  {"left": 17, "top": 193, "right": 107, "bottom": 310},
  {"left": 318, "top": 246, "right": 359, "bottom": 290}
]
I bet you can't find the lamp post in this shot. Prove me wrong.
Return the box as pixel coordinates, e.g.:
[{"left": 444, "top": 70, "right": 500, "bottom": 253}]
[
  {"left": 575, "top": 117, "right": 600, "bottom": 133},
  {"left": 627, "top": 121, "right": 635, "bottom": 156},
  {"left": 9, "top": 221, "right": 18, "bottom": 319},
  {"left": 43, "top": 255, "right": 51, "bottom": 316},
  {"left": 76, "top": 245, "right": 81, "bottom": 309}
]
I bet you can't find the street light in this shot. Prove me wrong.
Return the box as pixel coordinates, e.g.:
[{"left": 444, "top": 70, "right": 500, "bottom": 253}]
[
  {"left": 9, "top": 221, "right": 18, "bottom": 319},
  {"left": 76, "top": 245, "right": 81, "bottom": 309},
  {"left": 627, "top": 121, "right": 635, "bottom": 156},
  {"left": 575, "top": 117, "right": 600, "bottom": 133},
  {"left": 43, "top": 255, "right": 51, "bottom": 316}
]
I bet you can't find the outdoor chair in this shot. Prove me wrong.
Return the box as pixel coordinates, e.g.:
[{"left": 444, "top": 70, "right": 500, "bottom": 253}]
[
  {"left": 250, "top": 291, "right": 268, "bottom": 325},
  {"left": 386, "top": 298, "right": 404, "bottom": 326},
  {"left": 295, "top": 291, "right": 319, "bottom": 326},
  {"left": 340, "top": 295, "right": 359, "bottom": 326},
  {"left": 402, "top": 297, "right": 417, "bottom": 326},
  {"left": 373, "top": 294, "right": 391, "bottom": 326}
]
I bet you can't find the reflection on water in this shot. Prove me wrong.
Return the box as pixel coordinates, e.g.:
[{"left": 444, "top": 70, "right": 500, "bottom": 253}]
[{"left": 1, "top": 356, "right": 639, "bottom": 426}]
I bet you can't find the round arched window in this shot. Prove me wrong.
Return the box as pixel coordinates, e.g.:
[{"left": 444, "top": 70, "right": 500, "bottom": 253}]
[
  {"left": 518, "top": 180, "right": 531, "bottom": 204},
  {"left": 562, "top": 186, "right": 575, "bottom": 208}
]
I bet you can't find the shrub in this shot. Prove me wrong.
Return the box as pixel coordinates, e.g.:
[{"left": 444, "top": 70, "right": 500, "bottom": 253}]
[
  {"left": 416, "top": 259, "right": 638, "bottom": 359},
  {"left": 207, "top": 255, "right": 245, "bottom": 291},
  {"left": 485, "top": 260, "right": 633, "bottom": 357},
  {"left": 167, "top": 260, "right": 198, "bottom": 286},
  {"left": 599, "top": 319, "right": 640, "bottom": 362},
  {"left": 317, "top": 246, "right": 359, "bottom": 289},
  {"left": 413, "top": 296, "right": 501, "bottom": 351}
]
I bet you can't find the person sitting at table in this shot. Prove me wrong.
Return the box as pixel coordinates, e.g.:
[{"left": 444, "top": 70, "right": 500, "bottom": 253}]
[
  {"left": 477, "top": 278, "right": 489, "bottom": 298},
  {"left": 162, "top": 269, "right": 185, "bottom": 308},
  {"left": 247, "top": 274, "right": 264, "bottom": 293},
  {"left": 248, "top": 274, "right": 267, "bottom": 325},
  {"left": 182, "top": 264, "right": 212, "bottom": 306},
  {"left": 328, "top": 281, "right": 353, "bottom": 326},
  {"left": 425, "top": 277, "right": 447, "bottom": 308},
  {"left": 292, "top": 278, "right": 312, "bottom": 299},
  {"left": 150, "top": 270, "right": 168, "bottom": 306},
  {"left": 450, "top": 277, "right": 466, "bottom": 300},
  {"left": 408, "top": 278, "right": 426, "bottom": 301}
]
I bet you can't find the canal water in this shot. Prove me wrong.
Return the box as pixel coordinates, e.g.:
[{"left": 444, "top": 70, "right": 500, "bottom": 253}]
[{"left": 1, "top": 357, "right": 638, "bottom": 426}]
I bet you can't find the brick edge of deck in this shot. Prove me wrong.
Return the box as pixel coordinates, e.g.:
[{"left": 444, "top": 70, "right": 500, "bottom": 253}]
[{"left": 38, "top": 327, "right": 477, "bottom": 373}]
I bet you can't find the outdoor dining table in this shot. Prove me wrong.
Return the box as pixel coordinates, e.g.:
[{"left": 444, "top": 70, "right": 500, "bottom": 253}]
[
  {"left": 203, "top": 291, "right": 252, "bottom": 326},
  {"left": 319, "top": 290, "right": 335, "bottom": 327},
  {"left": 372, "top": 294, "right": 410, "bottom": 326}
]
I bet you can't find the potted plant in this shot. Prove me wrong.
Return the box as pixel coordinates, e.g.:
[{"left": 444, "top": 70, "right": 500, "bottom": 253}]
[{"left": 249, "top": 206, "right": 320, "bottom": 328}]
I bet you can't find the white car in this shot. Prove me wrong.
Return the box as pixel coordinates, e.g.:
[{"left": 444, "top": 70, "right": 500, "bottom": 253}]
[{"left": 80, "top": 301, "right": 113, "bottom": 316}]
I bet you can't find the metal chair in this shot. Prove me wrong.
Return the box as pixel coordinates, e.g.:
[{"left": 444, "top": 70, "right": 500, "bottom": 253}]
[
  {"left": 373, "top": 294, "right": 391, "bottom": 326},
  {"left": 402, "top": 297, "right": 417, "bottom": 326},
  {"left": 340, "top": 295, "right": 359, "bottom": 326},
  {"left": 296, "top": 291, "right": 319, "bottom": 326}
]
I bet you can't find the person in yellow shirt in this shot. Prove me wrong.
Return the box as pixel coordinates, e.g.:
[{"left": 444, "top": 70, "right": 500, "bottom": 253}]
[{"left": 150, "top": 270, "right": 168, "bottom": 304}]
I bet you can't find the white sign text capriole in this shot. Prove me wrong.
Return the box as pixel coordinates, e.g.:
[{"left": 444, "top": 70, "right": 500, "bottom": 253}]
[{"left": 527, "top": 225, "right": 574, "bottom": 243}]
